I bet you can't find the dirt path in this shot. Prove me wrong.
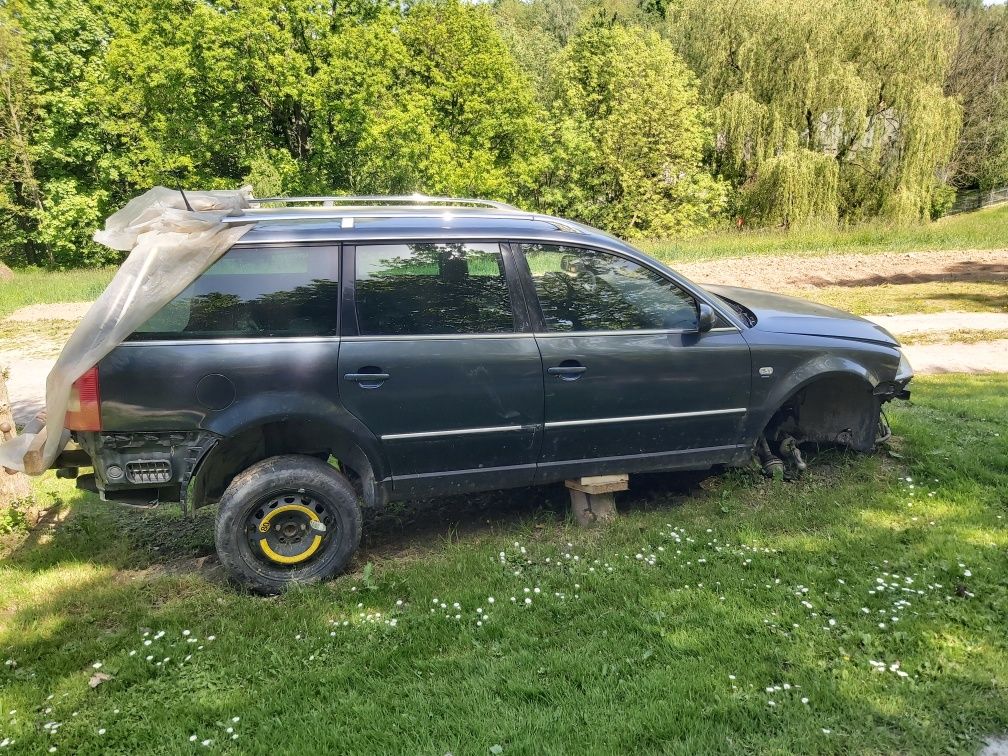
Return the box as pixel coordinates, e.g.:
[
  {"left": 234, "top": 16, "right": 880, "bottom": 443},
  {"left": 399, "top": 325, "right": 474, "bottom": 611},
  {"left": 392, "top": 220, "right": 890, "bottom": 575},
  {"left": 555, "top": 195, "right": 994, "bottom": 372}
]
[{"left": 678, "top": 248, "right": 1008, "bottom": 290}]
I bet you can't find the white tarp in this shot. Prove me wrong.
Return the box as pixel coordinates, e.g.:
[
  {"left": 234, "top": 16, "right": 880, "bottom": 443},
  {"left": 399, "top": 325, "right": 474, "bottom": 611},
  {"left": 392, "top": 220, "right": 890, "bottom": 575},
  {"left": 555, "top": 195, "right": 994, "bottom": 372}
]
[{"left": 0, "top": 186, "right": 256, "bottom": 474}]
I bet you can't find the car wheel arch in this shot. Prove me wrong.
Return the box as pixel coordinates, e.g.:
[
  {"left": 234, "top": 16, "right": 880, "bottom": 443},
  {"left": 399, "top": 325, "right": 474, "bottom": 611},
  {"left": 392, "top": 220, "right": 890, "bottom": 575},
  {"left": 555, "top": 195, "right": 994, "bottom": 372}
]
[
  {"left": 191, "top": 412, "right": 388, "bottom": 510},
  {"left": 747, "top": 360, "right": 883, "bottom": 451}
]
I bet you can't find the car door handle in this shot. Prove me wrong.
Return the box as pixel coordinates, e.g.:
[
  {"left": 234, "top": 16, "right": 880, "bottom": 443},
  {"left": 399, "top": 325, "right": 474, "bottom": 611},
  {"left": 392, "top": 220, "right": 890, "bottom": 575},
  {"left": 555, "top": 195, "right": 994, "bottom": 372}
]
[
  {"left": 547, "top": 364, "right": 587, "bottom": 381},
  {"left": 344, "top": 372, "right": 390, "bottom": 387}
]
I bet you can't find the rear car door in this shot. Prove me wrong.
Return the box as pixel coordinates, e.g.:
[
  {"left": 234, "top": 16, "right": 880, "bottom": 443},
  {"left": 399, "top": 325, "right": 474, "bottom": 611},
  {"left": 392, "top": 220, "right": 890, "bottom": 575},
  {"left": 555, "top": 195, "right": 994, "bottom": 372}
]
[
  {"left": 517, "top": 243, "right": 752, "bottom": 480},
  {"left": 337, "top": 241, "right": 543, "bottom": 497}
]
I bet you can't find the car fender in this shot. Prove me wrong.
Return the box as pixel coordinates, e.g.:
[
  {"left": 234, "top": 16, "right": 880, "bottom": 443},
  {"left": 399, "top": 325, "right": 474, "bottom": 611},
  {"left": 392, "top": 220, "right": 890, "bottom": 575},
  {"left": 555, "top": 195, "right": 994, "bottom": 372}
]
[{"left": 745, "top": 354, "right": 881, "bottom": 442}]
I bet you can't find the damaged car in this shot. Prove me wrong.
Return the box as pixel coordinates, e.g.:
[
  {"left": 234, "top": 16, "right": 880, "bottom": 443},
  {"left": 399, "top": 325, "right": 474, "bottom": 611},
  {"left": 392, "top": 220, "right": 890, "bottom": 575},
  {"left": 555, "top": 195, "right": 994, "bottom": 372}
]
[{"left": 42, "top": 195, "right": 911, "bottom": 593}]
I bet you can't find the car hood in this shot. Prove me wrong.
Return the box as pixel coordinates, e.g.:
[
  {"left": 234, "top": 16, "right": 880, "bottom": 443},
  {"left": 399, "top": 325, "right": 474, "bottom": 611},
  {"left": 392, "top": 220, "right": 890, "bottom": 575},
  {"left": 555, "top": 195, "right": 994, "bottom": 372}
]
[{"left": 705, "top": 284, "right": 899, "bottom": 346}]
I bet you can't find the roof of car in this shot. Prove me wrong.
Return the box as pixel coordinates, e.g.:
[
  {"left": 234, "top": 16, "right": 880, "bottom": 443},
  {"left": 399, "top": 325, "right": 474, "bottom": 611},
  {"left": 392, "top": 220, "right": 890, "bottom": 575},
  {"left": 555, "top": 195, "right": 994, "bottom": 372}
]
[{"left": 227, "top": 198, "right": 634, "bottom": 253}]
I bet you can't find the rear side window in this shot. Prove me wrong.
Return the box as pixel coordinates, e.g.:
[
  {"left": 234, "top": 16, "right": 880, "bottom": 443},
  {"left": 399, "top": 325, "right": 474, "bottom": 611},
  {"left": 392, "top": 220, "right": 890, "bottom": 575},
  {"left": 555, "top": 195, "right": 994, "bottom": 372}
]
[
  {"left": 354, "top": 243, "right": 515, "bottom": 336},
  {"left": 129, "top": 246, "right": 339, "bottom": 340}
]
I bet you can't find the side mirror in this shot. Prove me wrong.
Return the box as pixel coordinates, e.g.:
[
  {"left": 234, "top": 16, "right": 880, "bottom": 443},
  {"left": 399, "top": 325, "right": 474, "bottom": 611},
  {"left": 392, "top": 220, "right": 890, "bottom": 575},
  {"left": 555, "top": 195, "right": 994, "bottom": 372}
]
[{"left": 697, "top": 303, "right": 715, "bottom": 333}]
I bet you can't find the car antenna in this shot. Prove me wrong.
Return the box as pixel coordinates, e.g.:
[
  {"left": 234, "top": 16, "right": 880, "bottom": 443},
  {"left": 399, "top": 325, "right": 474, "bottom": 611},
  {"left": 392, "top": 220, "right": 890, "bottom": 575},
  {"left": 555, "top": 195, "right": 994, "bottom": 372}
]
[{"left": 178, "top": 186, "right": 194, "bottom": 212}]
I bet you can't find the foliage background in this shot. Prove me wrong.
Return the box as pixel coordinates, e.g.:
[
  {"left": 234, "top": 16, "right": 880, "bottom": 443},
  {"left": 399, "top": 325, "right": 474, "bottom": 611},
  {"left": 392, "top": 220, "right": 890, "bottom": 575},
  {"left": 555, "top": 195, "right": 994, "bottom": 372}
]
[{"left": 0, "top": 0, "right": 1005, "bottom": 268}]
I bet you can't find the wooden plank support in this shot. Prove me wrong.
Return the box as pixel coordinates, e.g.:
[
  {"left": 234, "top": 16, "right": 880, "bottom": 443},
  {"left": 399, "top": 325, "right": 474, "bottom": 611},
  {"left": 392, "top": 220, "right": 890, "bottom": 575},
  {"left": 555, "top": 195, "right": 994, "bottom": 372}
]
[
  {"left": 565, "top": 474, "right": 627, "bottom": 526},
  {"left": 22, "top": 425, "right": 49, "bottom": 476}
]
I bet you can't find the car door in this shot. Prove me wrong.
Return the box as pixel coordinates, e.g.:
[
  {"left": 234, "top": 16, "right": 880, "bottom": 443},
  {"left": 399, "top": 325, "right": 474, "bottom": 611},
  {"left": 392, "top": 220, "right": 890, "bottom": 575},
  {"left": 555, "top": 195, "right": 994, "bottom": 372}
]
[
  {"left": 516, "top": 243, "right": 752, "bottom": 481},
  {"left": 337, "top": 241, "right": 543, "bottom": 497}
]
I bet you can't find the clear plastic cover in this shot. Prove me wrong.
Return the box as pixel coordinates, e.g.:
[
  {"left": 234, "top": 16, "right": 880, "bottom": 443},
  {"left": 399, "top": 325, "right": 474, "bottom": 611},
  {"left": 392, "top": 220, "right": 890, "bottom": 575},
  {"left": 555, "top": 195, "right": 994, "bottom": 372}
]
[{"left": 0, "top": 186, "right": 256, "bottom": 473}]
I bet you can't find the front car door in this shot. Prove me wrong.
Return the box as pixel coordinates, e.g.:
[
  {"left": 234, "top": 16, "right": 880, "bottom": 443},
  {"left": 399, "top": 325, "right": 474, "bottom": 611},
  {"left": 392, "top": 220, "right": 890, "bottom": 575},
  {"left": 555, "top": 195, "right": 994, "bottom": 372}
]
[
  {"left": 516, "top": 243, "right": 752, "bottom": 481},
  {"left": 337, "top": 241, "right": 543, "bottom": 498}
]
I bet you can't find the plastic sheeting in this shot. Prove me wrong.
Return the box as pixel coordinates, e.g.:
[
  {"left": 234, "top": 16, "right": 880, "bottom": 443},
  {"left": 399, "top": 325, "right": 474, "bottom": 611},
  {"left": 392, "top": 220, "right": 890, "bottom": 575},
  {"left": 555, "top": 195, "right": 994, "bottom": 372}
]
[{"left": 0, "top": 186, "right": 256, "bottom": 474}]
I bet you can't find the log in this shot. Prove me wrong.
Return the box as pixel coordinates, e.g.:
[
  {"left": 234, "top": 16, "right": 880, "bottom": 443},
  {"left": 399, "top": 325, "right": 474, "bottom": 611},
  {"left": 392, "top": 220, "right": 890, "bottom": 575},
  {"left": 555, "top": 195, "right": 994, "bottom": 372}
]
[
  {"left": 566, "top": 474, "right": 626, "bottom": 526},
  {"left": 0, "top": 369, "right": 32, "bottom": 504}
]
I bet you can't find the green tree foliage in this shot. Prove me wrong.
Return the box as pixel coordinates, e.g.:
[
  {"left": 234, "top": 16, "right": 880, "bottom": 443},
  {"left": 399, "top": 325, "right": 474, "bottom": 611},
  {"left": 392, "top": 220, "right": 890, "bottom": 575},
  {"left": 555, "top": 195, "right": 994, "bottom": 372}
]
[
  {"left": 537, "top": 24, "right": 726, "bottom": 237},
  {"left": 0, "top": 0, "right": 987, "bottom": 267},
  {"left": 944, "top": 1, "right": 1008, "bottom": 191},
  {"left": 0, "top": 9, "right": 41, "bottom": 266},
  {"left": 670, "top": 0, "right": 961, "bottom": 226}
]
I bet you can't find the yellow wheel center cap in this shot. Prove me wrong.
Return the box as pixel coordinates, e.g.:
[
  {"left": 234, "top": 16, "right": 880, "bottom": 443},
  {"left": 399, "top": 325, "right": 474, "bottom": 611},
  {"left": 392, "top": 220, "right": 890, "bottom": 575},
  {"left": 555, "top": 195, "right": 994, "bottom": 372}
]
[{"left": 257, "top": 503, "right": 324, "bottom": 565}]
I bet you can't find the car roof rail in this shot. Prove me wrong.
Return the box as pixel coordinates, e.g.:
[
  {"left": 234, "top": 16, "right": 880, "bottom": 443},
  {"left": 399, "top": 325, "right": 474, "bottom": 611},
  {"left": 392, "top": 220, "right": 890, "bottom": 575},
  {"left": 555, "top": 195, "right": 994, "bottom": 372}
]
[
  {"left": 226, "top": 194, "right": 542, "bottom": 227},
  {"left": 246, "top": 194, "right": 522, "bottom": 211}
]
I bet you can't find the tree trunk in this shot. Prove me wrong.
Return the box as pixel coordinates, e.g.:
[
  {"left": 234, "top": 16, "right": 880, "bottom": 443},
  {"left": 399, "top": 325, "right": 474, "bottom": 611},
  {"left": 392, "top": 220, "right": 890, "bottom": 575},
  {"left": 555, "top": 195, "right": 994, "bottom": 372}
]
[{"left": 0, "top": 369, "right": 32, "bottom": 505}]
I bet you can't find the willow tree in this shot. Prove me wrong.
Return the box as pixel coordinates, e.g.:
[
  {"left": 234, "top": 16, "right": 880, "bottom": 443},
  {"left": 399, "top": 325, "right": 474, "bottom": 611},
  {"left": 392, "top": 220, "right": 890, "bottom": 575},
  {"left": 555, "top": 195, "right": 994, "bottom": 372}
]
[
  {"left": 538, "top": 24, "right": 726, "bottom": 237},
  {"left": 669, "top": 0, "right": 961, "bottom": 226}
]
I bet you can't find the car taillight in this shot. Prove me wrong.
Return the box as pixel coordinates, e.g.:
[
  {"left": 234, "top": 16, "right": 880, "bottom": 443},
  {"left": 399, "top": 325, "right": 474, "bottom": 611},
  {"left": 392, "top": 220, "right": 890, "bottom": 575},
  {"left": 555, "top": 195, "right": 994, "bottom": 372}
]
[{"left": 65, "top": 366, "right": 101, "bottom": 431}]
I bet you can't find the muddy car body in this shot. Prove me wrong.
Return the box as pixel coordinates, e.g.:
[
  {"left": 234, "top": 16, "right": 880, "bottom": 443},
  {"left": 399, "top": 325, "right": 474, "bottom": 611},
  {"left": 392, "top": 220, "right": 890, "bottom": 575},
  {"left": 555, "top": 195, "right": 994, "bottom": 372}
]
[{"left": 55, "top": 197, "right": 912, "bottom": 592}]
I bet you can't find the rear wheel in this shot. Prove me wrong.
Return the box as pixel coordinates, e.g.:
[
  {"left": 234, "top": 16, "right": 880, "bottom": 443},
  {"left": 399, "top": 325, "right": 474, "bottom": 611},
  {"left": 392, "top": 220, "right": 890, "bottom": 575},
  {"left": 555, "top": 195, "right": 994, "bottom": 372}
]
[{"left": 215, "top": 455, "right": 361, "bottom": 594}]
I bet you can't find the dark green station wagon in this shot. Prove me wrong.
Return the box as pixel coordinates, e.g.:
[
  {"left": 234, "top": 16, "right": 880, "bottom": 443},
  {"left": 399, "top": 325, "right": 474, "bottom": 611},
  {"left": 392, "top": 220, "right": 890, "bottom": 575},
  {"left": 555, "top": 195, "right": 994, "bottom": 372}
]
[{"left": 55, "top": 196, "right": 912, "bottom": 593}]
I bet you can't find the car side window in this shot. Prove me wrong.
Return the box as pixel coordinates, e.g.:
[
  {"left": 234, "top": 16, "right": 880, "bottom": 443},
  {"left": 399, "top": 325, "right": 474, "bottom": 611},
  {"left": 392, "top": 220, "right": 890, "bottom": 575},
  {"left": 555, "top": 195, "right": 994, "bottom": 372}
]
[
  {"left": 354, "top": 243, "right": 515, "bottom": 336},
  {"left": 129, "top": 246, "right": 339, "bottom": 340},
  {"left": 522, "top": 244, "right": 699, "bottom": 332}
]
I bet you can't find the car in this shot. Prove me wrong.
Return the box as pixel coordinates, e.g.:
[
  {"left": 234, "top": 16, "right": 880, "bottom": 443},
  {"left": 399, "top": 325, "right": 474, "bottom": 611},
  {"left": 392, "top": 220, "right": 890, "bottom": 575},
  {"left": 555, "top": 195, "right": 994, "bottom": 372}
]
[{"left": 52, "top": 195, "right": 912, "bottom": 593}]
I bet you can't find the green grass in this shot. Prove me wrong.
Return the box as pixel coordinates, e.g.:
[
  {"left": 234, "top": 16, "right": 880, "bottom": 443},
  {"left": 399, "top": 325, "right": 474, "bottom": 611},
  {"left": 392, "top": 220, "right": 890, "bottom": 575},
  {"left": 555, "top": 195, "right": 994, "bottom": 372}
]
[
  {"left": 0, "top": 266, "right": 116, "bottom": 318},
  {"left": 643, "top": 203, "right": 1008, "bottom": 264},
  {"left": 1, "top": 375, "right": 1006, "bottom": 753},
  {"left": 791, "top": 281, "right": 1008, "bottom": 316},
  {"left": 899, "top": 329, "right": 1008, "bottom": 346}
]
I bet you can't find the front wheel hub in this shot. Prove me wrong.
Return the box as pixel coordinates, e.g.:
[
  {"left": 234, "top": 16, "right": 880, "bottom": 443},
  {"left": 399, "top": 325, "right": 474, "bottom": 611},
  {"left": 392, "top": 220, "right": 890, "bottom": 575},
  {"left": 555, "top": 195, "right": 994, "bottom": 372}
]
[{"left": 247, "top": 493, "right": 331, "bottom": 566}]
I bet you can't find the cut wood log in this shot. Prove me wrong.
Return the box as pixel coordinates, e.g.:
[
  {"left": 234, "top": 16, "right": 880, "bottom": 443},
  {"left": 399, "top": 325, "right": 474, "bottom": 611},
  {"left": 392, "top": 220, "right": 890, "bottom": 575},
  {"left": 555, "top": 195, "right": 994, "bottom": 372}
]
[
  {"left": 0, "top": 369, "right": 32, "bottom": 504},
  {"left": 566, "top": 474, "right": 626, "bottom": 526}
]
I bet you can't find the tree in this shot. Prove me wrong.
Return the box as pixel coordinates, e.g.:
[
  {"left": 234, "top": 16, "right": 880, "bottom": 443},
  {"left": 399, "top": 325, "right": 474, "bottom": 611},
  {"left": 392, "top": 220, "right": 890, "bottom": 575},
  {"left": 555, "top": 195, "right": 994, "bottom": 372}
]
[
  {"left": 537, "top": 24, "right": 726, "bottom": 236},
  {"left": 670, "top": 0, "right": 961, "bottom": 225},
  {"left": 0, "top": 9, "right": 44, "bottom": 266},
  {"left": 944, "top": 1, "right": 1008, "bottom": 191}
]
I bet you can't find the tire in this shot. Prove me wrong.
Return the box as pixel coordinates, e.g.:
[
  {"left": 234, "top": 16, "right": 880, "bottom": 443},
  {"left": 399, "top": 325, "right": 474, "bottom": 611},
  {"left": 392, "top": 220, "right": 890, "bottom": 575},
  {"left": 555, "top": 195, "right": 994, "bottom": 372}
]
[{"left": 215, "top": 454, "right": 362, "bottom": 595}]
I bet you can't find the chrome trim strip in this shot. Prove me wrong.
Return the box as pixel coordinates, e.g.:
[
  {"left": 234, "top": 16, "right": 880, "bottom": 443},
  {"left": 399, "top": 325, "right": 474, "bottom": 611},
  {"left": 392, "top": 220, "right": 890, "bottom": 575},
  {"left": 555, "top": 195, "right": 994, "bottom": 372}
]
[
  {"left": 117, "top": 336, "right": 342, "bottom": 347},
  {"left": 533, "top": 326, "right": 739, "bottom": 337},
  {"left": 382, "top": 424, "right": 531, "bottom": 441},
  {"left": 344, "top": 333, "right": 533, "bottom": 342},
  {"left": 545, "top": 407, "right": 747, "bottom": 429}
]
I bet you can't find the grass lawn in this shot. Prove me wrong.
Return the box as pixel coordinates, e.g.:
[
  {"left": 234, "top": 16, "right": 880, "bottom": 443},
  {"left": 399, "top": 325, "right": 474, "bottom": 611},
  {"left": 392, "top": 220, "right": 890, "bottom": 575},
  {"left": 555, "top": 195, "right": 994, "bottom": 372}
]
[
  {"left": 0, "top": 267, "right": 116, "bottom": 318},
  {"left": 643, "top": 203, "right": 1008, "bottom": 264},
  {"left": 790, "top": 281, "right": 1008, "bottom": 316},
  {"left": 0, "top": 375, "right": 1006, "bottom": 753}
]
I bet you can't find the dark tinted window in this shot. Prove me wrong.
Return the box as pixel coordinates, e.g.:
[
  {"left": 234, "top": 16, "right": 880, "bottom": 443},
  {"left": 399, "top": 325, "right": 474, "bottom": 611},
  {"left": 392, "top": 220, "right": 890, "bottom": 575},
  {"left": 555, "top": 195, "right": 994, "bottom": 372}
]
[
  {"left": 522, "top": 245, "right": 698, "bottom": 332},
  {"left": 355, "top": 243, "right": 515, "bottom": 336},
  {"left": 129, "top": 246, "right": 339, "bottom": 340}
]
